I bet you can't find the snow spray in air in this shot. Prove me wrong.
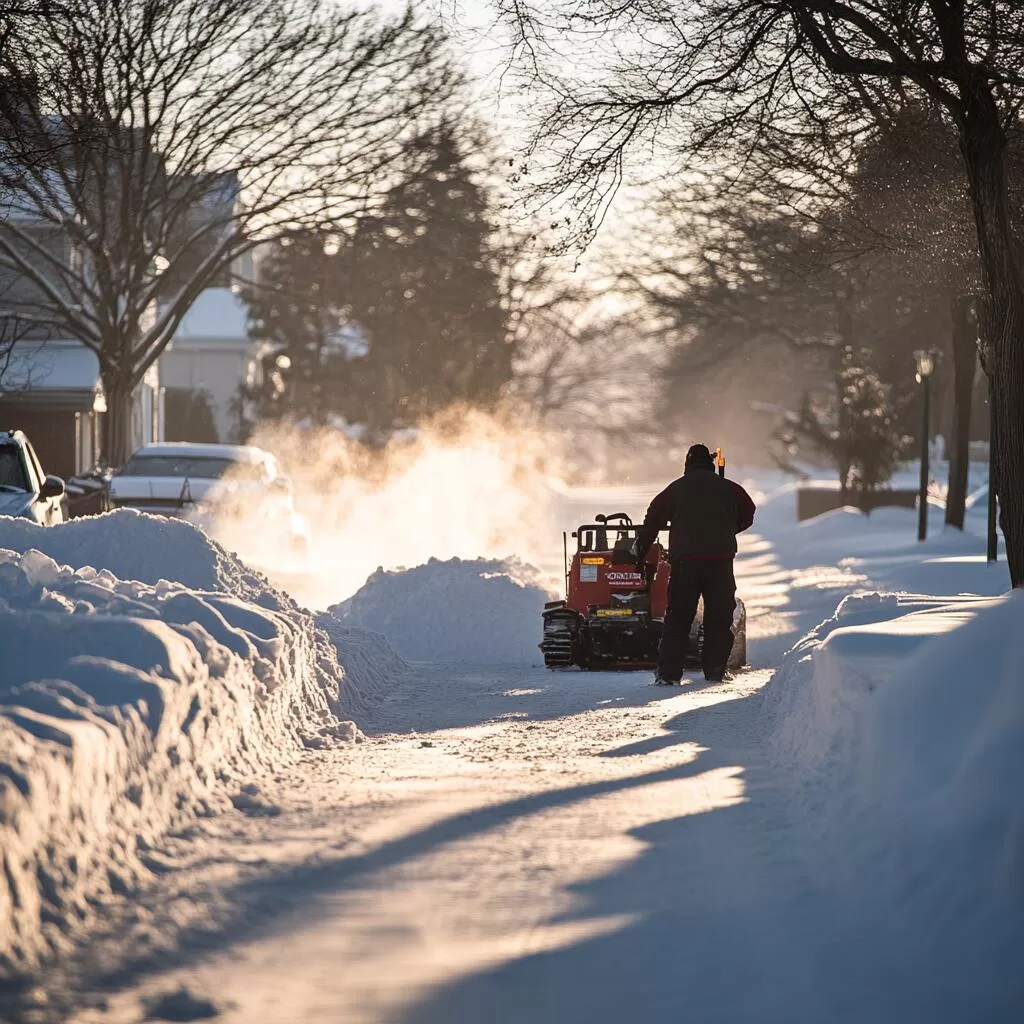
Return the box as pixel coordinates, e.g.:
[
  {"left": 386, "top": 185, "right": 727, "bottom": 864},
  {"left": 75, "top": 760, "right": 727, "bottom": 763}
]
[{"left": 203, "top": 408, "right": 565, "bottom": 610}]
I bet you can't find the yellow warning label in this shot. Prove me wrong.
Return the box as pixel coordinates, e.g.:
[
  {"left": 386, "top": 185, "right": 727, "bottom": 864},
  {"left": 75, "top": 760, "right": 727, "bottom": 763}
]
[
  {"left": 596, "top": 608, "right": 634, "bottom": 617},
  {"left": 581, "top": 557, "right": 605, "bottom": 564}
]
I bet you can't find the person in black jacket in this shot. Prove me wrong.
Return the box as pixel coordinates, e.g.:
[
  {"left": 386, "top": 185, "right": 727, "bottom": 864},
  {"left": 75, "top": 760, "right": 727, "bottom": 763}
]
[{"left": 634, "top": 444, "right": 756, "bottom": 684}]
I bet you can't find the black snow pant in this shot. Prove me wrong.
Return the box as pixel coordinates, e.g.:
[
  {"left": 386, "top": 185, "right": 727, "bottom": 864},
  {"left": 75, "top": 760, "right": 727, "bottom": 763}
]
[{"left": 657, "top": 558, "right": 737, "bottom": 680}]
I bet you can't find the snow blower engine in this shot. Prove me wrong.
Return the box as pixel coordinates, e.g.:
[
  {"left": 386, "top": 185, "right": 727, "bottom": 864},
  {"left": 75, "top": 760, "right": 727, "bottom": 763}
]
[{"left": 540, "top": 451, "right": 747, "bottom": 671}]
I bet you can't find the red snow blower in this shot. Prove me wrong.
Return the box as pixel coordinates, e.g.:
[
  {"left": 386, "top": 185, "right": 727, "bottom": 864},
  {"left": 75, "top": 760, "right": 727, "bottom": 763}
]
[{"left": 539, "top": 448, "right": 747, "bottom": 671}]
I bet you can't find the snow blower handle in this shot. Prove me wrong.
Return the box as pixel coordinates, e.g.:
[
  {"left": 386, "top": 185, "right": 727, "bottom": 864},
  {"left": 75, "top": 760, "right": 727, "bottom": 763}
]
[
  {"left": 715, "top": 447, "right": 726, "bottom": 478},
  {"left": 628, "top": 537, "right": 655, "bottom": 590}
]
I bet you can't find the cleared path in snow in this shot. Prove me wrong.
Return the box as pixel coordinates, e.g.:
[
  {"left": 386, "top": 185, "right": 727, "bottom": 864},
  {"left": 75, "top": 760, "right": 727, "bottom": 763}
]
[
  {"left": 59, "top": 529, "right": 876, "bottom": 1024},
  {"left": 73, "top": 664, "right": 844, "bottom": 1024}
]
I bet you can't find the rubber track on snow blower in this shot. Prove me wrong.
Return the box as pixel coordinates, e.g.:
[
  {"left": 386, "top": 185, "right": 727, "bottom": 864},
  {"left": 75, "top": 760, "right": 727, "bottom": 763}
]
[{"left": 540, "top": 610, "right": 577, "bottom": 668}]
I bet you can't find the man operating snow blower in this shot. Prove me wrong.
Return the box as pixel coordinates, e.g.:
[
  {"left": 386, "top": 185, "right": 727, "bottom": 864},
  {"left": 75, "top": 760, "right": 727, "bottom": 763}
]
[{"left": 634, "top": 444, "right": 756, "bottom": 685}]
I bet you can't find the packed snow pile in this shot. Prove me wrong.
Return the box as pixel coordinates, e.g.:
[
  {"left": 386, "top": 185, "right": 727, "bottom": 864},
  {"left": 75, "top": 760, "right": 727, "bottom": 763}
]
[
  {"left": 315, "top": 615, "right": 410, "bottom": 717},
  {"left": 0, "top": 507, "right": 271, "bottom": 599},
  {"left": 0, "top": 514, "right": 357, "bottom": 979},
  {"left": 762, "top": 591, "right": 982, "bottom": 765},
  {"left": 327, "top": 557, "right": 552, "bottom": 663},
  {"left": 762, "top": 590, "right": 1023, "bottom": 1017}
]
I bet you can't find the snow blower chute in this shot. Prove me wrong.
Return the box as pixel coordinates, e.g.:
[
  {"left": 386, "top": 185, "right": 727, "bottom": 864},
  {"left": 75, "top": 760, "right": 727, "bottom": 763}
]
[{"left": 540, "top": 451, "right": 747, "bottom": 671}]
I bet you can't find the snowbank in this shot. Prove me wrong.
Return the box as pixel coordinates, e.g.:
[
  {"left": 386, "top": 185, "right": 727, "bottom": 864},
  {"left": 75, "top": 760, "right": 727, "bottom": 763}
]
[
  {"left": 762, "top": 591, "right": 1023, "bottom": 1018},
  {"left": 326, "top": 557, "right": 551, "bottom": 663},
  {"left": 0, "top": 507, "right": 270, "bottom": 599},
  {"left": 749, "top": 465, "right": 1001, "bottom": 550},
  {"left": 316, "top": 614, "right": 410, "bottom": 716},
  {"left": 0, "top": 513, "right": 357, "bottom": 978},
  {"left": 756, "top": 494, "right": 1007, "bottom": 600}
]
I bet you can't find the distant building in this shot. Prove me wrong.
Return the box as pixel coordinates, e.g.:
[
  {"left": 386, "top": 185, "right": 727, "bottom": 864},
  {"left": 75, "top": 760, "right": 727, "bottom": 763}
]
[
  {"left": 157, "top": 173, "right": 258, "bottom": 443},
  {"left": 0, "top": 340, "right": 160, "bottom": 478},
  {"left": 0, "top": 108, "right": 163, "bottom": 470},
  {"left": 0, "top": 147, "right": 255, "bottom": 457},
  {"left": 160, "top": 285, "right": 256, "bottom": 443}
]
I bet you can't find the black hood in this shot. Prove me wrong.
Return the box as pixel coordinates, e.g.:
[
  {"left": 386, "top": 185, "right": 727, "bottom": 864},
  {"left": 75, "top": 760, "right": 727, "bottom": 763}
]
[{"left": 684, "top": 444, "right": 714, "bottom": 473}]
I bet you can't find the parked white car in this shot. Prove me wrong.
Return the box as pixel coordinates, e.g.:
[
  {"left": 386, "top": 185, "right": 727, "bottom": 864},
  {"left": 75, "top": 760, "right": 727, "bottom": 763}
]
[
  {"left": 0, "top": 430, "right": 66, "bottom": 525},
  {"left": 109, "top": 442, "right": 311, "bottom": 553}
]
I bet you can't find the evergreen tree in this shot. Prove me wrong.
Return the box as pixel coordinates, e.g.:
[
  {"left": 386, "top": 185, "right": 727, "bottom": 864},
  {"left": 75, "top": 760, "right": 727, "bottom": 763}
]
[
  {"left": 775, "top": 346, "right": 910, "bottom": 502},
  {"left": 164, "top": 388, "right": 220, "bottom": 443},
  {"left": 335, "top": 125, "right": 512, "bottom": 435},
  {"left": 241, "top": 231, "right": 353, "bottom": 425}
]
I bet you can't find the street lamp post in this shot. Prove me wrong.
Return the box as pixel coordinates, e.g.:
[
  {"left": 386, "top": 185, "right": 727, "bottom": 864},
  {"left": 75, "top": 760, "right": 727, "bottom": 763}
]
[{"left": 914, "top": 350, "right": 935, "bottom": 542}]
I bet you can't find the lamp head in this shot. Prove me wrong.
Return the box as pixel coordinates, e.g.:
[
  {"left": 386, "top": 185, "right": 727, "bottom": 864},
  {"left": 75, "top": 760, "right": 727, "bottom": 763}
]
[{"left": 914, "top": 349, "right": 935, "bottom": 382}]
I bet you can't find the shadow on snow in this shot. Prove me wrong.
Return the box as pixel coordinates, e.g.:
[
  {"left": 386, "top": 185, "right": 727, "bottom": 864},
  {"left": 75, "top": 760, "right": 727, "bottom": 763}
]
[{"left": 395, "top": 688, "right": 892, "bottom": 1024}]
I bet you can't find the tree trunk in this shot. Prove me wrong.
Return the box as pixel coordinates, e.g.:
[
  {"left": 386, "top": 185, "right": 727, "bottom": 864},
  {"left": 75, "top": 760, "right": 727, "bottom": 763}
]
[
  {"left": 944, "top": 293, "right": 976, "bottom": 530},
  {"left": 958, "top": 90, "right": 1024, "bottom": 587},
  {"left": 101, "top": 369, "right": 135, "bottom": 468}
]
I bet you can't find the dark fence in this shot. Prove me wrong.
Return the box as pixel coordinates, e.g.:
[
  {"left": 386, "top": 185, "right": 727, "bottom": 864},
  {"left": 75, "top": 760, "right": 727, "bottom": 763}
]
[{"left": 797, "top": 487, "right": 918, "bottom": 522}]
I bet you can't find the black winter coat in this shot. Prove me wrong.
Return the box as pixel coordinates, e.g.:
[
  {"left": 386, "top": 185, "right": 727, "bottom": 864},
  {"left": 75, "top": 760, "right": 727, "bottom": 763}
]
[{"left": 636, "top": 467, "right": 756, "bottom": 561}]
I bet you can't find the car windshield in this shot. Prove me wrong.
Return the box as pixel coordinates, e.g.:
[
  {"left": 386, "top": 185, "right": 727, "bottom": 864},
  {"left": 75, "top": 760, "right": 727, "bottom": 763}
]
[
  {"left": 0, "top": 445, "right": 29, "bottom": 492},
  {"left": 116, "top": 455, "right": 246, "bottom": 480}
]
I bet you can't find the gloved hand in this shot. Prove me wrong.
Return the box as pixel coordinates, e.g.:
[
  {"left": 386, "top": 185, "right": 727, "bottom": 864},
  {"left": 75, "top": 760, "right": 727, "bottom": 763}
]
[{"left": 630, "top": 539, "right": 648, "bottom": 575}]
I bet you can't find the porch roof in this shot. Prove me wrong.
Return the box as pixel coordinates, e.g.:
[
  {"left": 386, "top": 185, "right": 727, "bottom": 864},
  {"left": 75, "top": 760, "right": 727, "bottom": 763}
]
[{"left": 0, "top": 342, "right": 105, "bottom": 412}]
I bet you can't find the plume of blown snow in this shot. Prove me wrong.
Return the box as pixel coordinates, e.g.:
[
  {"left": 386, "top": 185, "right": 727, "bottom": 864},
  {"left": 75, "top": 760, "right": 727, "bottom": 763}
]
[{"left": 205, "top": 408, "right": 565, "bottom": 610}]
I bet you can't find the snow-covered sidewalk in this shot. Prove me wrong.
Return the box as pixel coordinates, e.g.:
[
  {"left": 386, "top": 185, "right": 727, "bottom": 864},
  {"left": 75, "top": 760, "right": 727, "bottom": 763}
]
[{"left": 48, "top": 663, "right": 792, "bottom": 1024}]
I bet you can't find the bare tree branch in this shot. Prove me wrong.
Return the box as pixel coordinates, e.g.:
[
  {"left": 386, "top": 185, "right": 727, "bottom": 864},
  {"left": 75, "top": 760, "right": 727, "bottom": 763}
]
[
  {"left": 495, "top": 0, "right": 1024, "bottom": 585},
  {"left": 0, "top": 0, "right": 461, "bottom": 460}
]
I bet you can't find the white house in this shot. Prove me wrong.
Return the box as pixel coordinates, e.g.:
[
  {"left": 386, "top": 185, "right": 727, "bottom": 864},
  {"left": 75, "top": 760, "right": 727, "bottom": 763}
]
[
  {"left": 0, "top": 115, "right": 163, "bottom": 471},
  {"left": 156, "top": 172, "right": 260, "bottom": 444},
  {"left": 1, "top": 119, "right": 253, "bottom": 451},
  {"left": 160, "top": 285, "right": 257, "bottom": 443}
]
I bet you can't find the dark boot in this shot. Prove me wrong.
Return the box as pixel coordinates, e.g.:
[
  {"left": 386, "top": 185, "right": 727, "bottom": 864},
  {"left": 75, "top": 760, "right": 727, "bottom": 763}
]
[{"left": 703, "top": 667, "right": 733, "bottom": 683}]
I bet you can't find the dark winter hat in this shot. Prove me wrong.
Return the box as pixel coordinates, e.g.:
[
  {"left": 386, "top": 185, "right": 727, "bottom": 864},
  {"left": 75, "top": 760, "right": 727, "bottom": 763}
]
[{"left": 685, "top": 443, "right": 714, "bottom": 470}]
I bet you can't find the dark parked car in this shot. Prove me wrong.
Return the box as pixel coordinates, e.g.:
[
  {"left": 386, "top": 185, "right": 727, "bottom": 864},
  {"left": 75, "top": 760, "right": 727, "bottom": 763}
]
[{"left": 0, "top": 430, "right": 66, "bottom": 525}]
